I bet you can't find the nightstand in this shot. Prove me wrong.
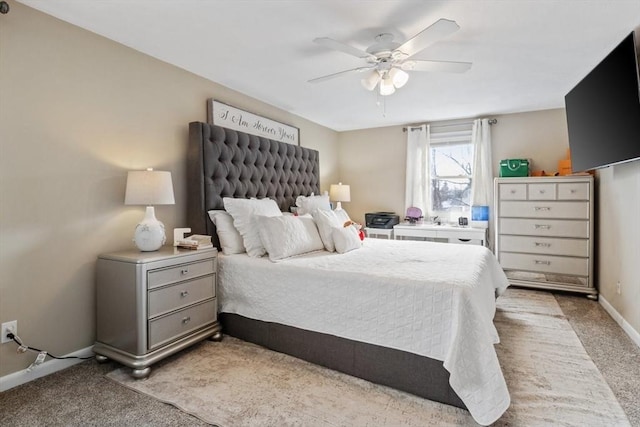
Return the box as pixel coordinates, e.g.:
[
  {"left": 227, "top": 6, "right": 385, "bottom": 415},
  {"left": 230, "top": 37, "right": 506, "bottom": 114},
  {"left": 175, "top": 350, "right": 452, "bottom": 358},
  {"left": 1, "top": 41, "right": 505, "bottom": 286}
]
[{"left": 93, "top": 246, "right": 221, "bottom": 378}]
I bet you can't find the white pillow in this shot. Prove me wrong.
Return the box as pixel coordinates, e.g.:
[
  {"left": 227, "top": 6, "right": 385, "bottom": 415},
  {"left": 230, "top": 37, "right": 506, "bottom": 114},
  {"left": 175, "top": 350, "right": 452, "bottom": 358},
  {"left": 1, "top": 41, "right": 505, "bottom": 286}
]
[
  {"left": 332, "top": 225, "right": 362, "bottom": 254},
  {"left": 295, "top": 194, "right": 331, "bottom": 216},
  {"left": 207, "top": 210, "right": 245, "bottom": 255},
  {"left": 311, "top": 209, "right": 342, "bottom": 252},
  {"left": 223, "top": 197, "right": 282, "bottom": 257},
  {"left": 257, "top": 215, "right": 325, "bottom": 261},
  {"left": 333, "top": 208, "right": 351, "bottom": 225}
]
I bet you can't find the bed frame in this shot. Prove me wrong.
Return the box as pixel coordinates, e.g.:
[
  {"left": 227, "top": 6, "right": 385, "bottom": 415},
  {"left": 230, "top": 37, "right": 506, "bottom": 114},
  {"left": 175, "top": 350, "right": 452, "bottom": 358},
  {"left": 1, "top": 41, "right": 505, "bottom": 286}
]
[{"left": 186, "top": 121, "right": 465, "bottom": 409}]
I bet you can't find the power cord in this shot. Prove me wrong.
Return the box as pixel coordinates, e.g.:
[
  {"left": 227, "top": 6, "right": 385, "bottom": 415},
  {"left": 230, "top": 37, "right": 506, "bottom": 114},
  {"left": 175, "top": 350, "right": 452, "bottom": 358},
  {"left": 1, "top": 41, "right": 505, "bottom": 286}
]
[{"left": 6, "top": 332, "right": 94, "bottom": 366}]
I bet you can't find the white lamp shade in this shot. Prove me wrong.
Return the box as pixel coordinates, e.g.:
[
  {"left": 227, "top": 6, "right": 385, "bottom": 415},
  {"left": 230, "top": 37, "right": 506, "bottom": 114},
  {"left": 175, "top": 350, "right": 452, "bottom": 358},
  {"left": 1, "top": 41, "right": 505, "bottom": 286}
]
[
  {"left": 389, "top": 67, "right": 409, "bottom": 88},
  {"left": 379, "top": 74, "right": 396, "bottom": 96},
  {"left": 329, "top": 182, "right": 351, "bottom": 202},
  {"left": 125, "top": 169, "right": 175, "bottom": 205},
  {"left": 361, "top": 70, "right": 380, "bottom": 91}
]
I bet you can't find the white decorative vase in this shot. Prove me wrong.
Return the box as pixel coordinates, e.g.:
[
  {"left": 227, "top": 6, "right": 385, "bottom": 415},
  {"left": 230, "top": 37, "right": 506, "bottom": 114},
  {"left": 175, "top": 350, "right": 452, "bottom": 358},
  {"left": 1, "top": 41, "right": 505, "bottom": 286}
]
[{"left": 133, "top": 206, "right": 166, "bottom": 251}]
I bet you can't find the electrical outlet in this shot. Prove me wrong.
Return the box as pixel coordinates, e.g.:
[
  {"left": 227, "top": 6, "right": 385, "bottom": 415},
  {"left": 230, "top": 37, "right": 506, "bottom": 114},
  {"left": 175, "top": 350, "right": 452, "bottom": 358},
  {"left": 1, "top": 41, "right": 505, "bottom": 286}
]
[
  {"left": 616, "top": 281, "right": 621, "bottom": 295},
  {"left": 1, "top": 320, "right": 17, "bottom": 344}
]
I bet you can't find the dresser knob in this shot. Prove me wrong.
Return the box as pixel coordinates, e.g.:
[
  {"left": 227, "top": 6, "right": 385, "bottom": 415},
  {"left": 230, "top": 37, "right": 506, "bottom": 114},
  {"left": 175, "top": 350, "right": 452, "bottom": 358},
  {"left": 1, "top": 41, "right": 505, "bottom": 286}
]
[
  {"left": 182, "top": 316, "right": 191, "bottom": 324},
  {"left": 180, "top": 290, "right": 189, "bottom": 298},
  {"left": 534, "top": 260, "right": 551, "bottom": 265},
  {"left": 180, "top": 269, "right": 189, "bottom": 275}
]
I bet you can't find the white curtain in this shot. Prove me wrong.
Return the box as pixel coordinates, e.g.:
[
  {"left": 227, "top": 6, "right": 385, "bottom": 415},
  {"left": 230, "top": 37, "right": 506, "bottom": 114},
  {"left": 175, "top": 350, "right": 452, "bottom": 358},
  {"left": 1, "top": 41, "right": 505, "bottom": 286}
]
[
  {"left": 405, "top": 124, "right": 430, "bottom": 217},
  {"left": 470, "top": 118, "right": 494, "bottom": 249}
]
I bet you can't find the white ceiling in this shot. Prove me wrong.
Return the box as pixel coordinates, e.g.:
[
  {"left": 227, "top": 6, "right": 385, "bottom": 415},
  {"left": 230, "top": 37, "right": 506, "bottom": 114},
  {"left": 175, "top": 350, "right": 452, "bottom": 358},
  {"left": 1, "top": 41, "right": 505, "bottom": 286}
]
[{"left": 17, "top": 0, "right": 640, "bottom": 132}]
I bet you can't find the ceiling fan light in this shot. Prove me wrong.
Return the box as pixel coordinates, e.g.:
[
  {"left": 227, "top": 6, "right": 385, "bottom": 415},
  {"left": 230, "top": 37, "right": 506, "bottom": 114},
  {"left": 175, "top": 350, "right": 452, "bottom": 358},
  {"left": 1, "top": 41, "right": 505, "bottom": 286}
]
[
  {"left": 389, "top": 67, "right": 409, "bottom": 88},
  {"left": 360, "top": 70, "right": 380, "bottom": 91},
  {"left": 379, "top": 75, "right": 396, "bottom": 96}
]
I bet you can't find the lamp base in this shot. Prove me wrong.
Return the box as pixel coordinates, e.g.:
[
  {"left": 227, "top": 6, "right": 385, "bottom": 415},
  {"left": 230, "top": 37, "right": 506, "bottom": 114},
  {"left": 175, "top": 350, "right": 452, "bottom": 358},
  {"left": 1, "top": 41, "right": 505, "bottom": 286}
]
[
  {"left": 335, "top": 201, "right": 343, "bottom": 210},
  {"left": 133, "top": 206, "right": 166, "bottom": 251}
]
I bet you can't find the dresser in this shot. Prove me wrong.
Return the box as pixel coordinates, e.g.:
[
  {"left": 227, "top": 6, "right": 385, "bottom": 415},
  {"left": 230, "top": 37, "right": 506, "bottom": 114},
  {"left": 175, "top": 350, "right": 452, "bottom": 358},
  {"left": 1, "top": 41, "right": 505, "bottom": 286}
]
[
  {"left": 494, "top": 176, "right": 596, "bottom": 299},
  {"left": 93, "top": 247, "right": 221, "bottom": 378}
]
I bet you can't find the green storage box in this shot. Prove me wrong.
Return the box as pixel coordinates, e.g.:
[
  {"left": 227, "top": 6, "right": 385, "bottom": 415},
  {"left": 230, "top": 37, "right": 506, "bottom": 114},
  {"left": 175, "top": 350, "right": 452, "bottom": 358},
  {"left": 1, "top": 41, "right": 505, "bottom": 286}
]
[{"left": 499, "top": 159, "right": 529, "bottom": 177}]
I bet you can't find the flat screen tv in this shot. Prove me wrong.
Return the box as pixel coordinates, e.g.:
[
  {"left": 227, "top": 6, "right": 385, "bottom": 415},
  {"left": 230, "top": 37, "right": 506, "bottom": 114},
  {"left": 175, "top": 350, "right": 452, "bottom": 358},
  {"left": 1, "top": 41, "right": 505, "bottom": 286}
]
[{"left": 565, "top": 32, "right": 640, "bottom": 172}]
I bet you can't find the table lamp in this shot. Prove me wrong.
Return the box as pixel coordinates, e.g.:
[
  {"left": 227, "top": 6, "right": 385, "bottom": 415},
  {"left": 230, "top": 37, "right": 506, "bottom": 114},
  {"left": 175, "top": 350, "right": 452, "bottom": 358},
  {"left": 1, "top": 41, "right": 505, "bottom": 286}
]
[
  {"left": 125, "top": 168, "right": 175, "bottom": 251},
  {"left": 329, "top": 182, "right": 350, "bottom": 210}
]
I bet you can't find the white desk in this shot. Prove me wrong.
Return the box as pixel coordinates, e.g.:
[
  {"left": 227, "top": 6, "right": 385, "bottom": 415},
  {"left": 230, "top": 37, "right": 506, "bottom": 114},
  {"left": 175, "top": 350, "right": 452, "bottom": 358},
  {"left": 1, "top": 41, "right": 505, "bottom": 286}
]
[
  {"left": 364, "top": 227, "right": 394, "bottom": 239},
  {"left": 394, "top": 223, "right": 487, "bottom": 246}
]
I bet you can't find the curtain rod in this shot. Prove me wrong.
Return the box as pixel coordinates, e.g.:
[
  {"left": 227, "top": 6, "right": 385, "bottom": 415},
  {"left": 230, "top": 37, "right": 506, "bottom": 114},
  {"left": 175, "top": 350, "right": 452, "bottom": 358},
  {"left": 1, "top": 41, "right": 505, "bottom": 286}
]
[{"left": 403, "top": 118, "right": 497, "bottom": 132}]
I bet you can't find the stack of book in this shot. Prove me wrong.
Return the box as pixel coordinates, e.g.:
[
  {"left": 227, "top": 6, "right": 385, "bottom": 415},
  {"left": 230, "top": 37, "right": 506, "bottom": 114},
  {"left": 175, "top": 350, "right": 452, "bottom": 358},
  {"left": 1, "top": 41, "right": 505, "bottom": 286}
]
[{"left": 177, "top": 234, "right": 213, "bottom": 250}]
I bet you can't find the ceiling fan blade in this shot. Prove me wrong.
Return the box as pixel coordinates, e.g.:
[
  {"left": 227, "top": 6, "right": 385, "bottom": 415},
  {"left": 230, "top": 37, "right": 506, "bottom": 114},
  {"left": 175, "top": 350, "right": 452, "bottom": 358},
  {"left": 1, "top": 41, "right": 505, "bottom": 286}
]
[
  {"left": 404, "top": 60, "right": 472, "bottom": 73},
  {"left": 396, "top": 19, "right": 460, "bottom": 59},
  {"left": 308, "top": 66, "right": 375, "bottom": 83},
  {"left": 313, "top": 37, "right": 376, "bottom": 60}
]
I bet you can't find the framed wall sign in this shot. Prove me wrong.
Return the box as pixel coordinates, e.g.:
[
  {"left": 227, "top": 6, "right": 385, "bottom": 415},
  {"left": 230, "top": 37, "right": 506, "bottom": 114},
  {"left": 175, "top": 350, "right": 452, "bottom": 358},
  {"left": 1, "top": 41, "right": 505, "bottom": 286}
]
[{"left": 207, "top": 99, "right": 300, "bottom": 145}]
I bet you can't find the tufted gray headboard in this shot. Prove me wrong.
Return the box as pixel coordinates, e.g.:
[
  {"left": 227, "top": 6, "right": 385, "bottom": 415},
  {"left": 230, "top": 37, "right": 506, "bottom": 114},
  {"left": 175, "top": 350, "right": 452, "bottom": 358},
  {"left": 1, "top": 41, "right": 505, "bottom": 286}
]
[{"left": 187, "top": 122, "right": 320, "bottom": 246}]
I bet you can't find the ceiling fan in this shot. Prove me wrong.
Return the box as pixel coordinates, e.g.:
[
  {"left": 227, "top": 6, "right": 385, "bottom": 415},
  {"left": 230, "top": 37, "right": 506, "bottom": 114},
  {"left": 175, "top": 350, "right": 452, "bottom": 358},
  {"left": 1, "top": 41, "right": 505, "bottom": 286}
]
[{"left": 309, "top": 18, "right": 472, "bottom": 96}]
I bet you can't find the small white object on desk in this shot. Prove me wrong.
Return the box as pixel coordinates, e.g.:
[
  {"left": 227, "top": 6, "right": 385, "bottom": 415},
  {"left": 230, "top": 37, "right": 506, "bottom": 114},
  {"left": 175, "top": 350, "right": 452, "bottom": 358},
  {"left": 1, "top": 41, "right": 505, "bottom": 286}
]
[{"left": 173, "top": 228, "right": 192, "bottom": 246}]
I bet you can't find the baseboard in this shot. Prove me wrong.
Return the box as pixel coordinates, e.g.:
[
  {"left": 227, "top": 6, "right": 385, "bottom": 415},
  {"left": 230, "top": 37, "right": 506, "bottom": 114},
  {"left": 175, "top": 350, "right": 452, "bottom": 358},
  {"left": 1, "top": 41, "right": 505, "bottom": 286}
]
[
  {"left": 0, "top": 346, "right": 94, "bottom": 392},
  {"left": 599, "top": 295, "right": 640, "bottom": 349}
]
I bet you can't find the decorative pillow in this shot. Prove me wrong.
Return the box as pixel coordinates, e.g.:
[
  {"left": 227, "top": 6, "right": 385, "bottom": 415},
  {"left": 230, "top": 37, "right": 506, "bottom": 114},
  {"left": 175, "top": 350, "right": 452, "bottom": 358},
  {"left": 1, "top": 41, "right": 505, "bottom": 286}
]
[
  {"left": 311, "top": 209, "right": 342, "bottom": 252},
  {"left": 332, "top": 225, "right": 362, "bottom": 254},
  {"left": 207, "top": 210, "right": 245, "bottom": 255},
  {"left": 223, "top": 197, "right": 282, "bottom": 257},
  {"left": 257, "top": 215, "right": 325, "bottom": 261},
  {"left": 333, "top": 208, "right": 351, "bottom": 225},
  {"left": 295, "top": 194, "right": 331, "bottom": 216}
]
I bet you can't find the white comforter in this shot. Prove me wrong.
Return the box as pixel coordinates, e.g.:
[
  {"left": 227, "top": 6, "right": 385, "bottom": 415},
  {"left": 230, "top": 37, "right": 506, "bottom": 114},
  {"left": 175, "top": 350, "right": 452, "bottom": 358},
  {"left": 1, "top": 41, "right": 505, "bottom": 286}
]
[{"left": 218, "top": 238, "right": 510, "bottom": 425}]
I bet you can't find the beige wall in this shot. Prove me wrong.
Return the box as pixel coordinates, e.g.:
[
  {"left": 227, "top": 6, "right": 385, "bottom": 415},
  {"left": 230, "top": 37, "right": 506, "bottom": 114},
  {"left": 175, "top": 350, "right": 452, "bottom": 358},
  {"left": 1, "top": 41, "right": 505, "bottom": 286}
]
[
  {"left": 597, "top": 163, "right": 640, "bottom": 334},
  {"left": 339, "top": 108, "right": 640, "bottom": 336},
  {"left": 0, "top": 1, "right": 339, "bottom": 377}
]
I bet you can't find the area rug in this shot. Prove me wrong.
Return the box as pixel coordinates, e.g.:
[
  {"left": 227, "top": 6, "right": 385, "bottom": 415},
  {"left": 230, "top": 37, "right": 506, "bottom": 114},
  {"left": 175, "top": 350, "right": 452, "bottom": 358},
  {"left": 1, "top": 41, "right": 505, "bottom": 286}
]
[{"left": 106, "top": 288, "right": 630, "bottom": 426}]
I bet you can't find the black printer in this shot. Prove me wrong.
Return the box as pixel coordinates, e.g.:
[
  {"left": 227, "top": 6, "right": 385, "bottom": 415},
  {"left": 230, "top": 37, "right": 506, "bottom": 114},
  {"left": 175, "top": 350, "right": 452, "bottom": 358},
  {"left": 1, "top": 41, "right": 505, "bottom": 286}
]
[{"left": 365, "top": 212, "right": 400, "bottom": 229}]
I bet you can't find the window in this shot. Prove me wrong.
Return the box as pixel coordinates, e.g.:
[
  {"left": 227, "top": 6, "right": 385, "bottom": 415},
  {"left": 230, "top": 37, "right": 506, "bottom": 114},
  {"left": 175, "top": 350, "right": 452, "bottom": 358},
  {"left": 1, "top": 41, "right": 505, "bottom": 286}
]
[{"left": 429, "top": 127, "right": 474, "bottom": 214}]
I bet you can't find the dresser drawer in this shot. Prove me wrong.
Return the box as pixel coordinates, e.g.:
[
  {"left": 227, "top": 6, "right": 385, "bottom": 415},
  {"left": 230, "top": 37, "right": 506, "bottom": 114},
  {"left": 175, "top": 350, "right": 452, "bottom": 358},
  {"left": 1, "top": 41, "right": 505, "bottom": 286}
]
[
  {"left": 148, "top": 275, "right": 215, "bottom": 318},
  {"left": 148, "top": 299, "right": 216, "bottom": 350},
  {"left": 527, "top": 183, "right": 556, "bottom": 200},
  {"left": 499, "top": 235, "right": 589, "bottom": 257},
  {"left": 500, "top": 252, "right": 588, "bottom": 276},
  {"left": 148, "top": 259, "right": 216, "bottom": 289},
  {"left": 499, "top": 218, "right": 589, "bottom": 238},
  {"left": 499, "top": 201, "right": 589, "bottom": 219},
  {"left": 499, "top": 184, "right": 527, "bottom": 200},
  {"left": 558, "top": 182, "right": 590, "bottom": 200}
]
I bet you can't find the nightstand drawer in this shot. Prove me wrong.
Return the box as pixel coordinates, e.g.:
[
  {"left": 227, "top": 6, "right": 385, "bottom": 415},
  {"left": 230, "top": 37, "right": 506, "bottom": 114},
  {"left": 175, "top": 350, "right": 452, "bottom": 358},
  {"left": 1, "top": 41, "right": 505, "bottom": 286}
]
[
  {"left": 499, "top": 201, "right": 589, "bottom": 219},
  {"left": 148, "top": 275, "right": 215, "bottom": 318},
  {"left": 148, "top": 259, "right": 216, "bottom": 289},
  {"left": 148, "top": 299, "right": 216, "bottom": 350}
]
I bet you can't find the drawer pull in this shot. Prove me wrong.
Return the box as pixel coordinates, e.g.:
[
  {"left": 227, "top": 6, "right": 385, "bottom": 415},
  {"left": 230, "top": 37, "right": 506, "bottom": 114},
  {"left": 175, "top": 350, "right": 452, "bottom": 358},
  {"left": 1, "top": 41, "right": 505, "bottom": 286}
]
[
  {"left": 570, "top": 189, "right": 577, "bottom": 194},
  {"left": 180, "top": 290, "right": 189, "bottom": 298},
  {"left": 538, "top": 190, "right": 545, "bottom": 194},
  {"left": 510, "top": 189, "right": 516, "bottom": 194},
  {"left": 182, "top": 316, "right": 191, "bottom": 324},
  {"left": 535, "top": 242, "right": 551, "bottom": 247},
  {"left": 534, "top": 260, "right": 551, "bottom": 265},
  {"left": 180, "top": 269, "right": 189, "bottom": 275},
  {"left": 534, "top": 224, "right": 551, "bottom": 229},
  {"left": 534, "top": 206, "right": 551, "bottom": 211}
]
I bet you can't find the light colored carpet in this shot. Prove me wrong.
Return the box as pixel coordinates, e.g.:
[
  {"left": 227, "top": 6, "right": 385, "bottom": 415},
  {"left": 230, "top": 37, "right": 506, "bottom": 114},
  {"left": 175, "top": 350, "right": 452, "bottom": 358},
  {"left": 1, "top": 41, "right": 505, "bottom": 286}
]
[{"left": 107, "top": 288, "right": 630, "bottom": 426}]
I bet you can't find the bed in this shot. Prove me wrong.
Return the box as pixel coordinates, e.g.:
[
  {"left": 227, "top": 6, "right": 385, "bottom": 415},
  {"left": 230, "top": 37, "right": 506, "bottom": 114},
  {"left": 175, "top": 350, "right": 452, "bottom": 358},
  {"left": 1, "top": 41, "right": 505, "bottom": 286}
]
[{"left": 187, "top": 122, "right": 510, "bottom": 425}]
